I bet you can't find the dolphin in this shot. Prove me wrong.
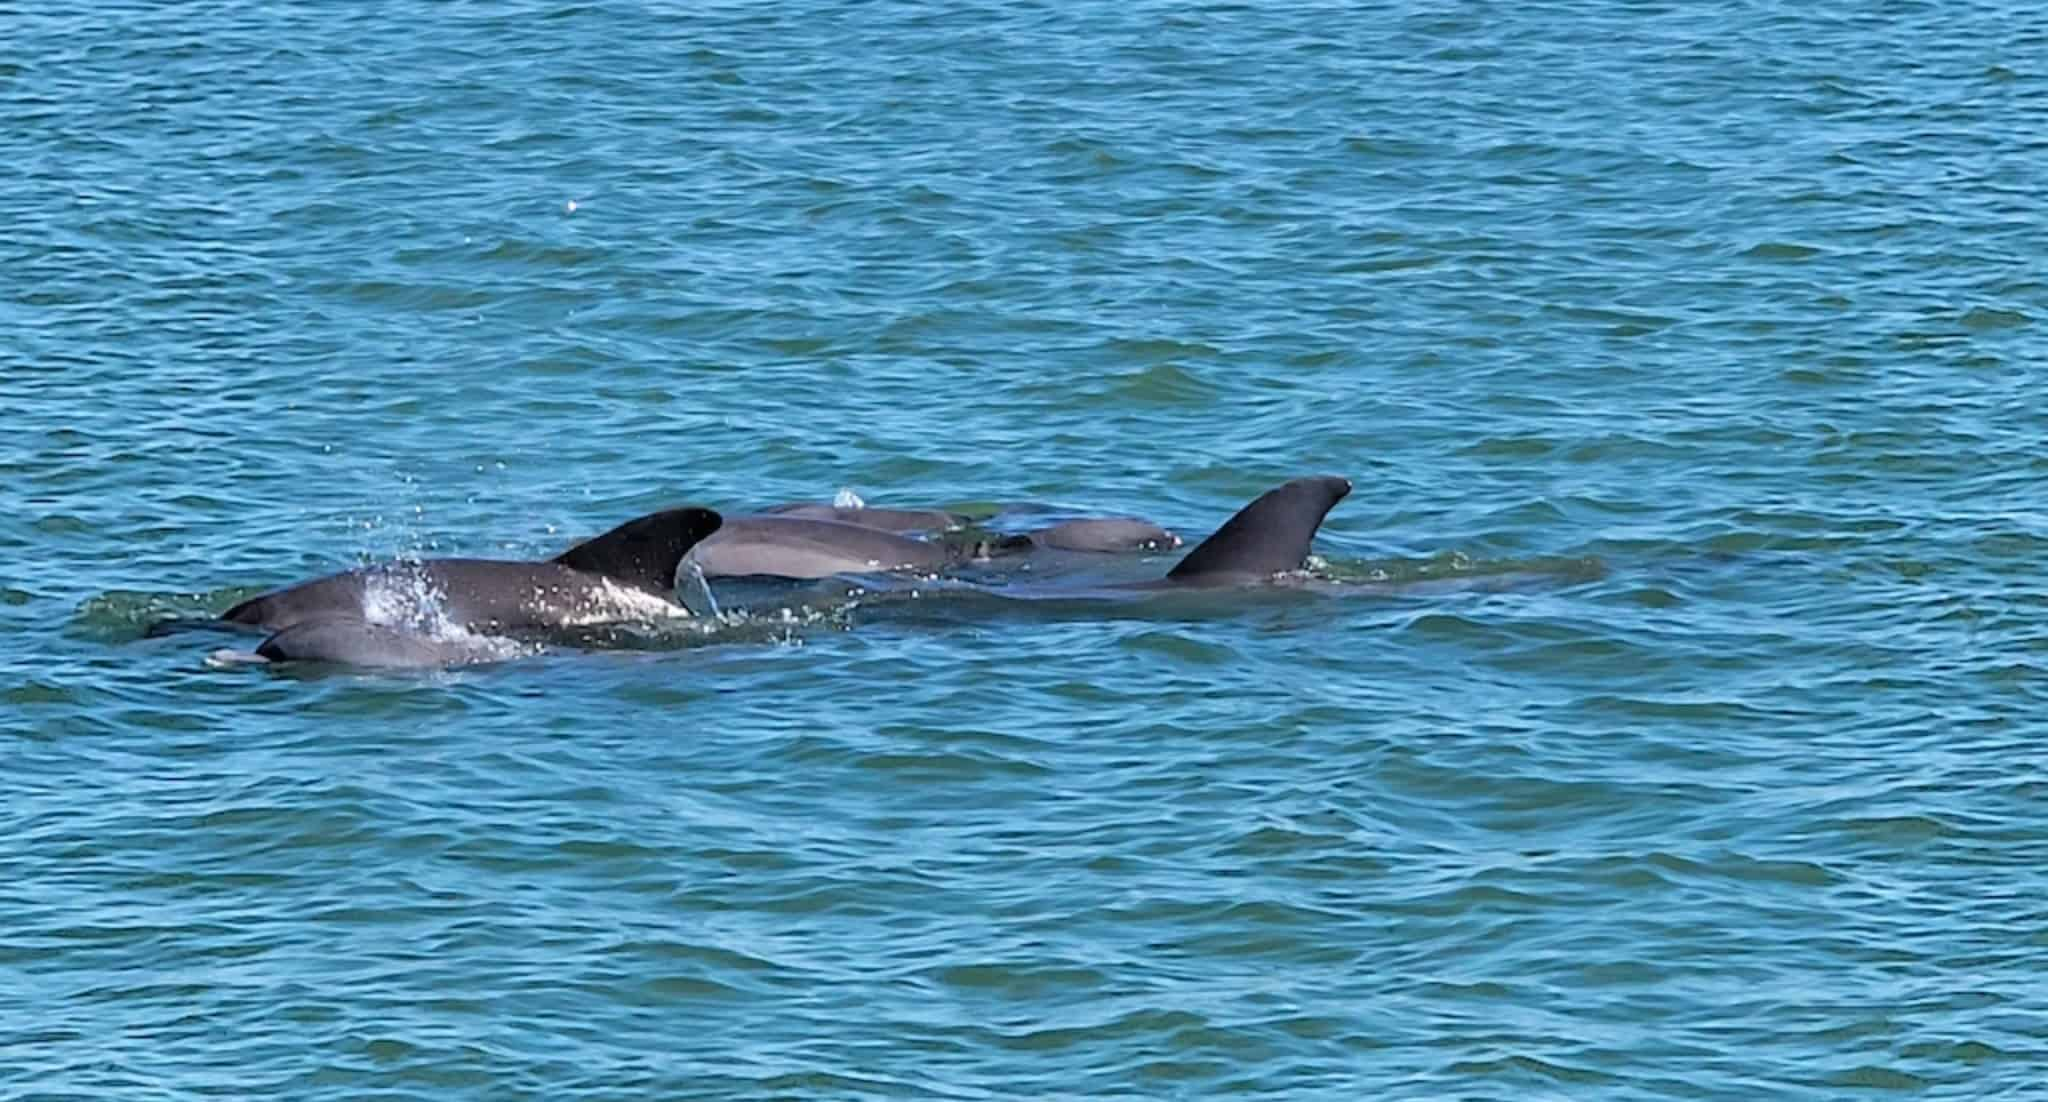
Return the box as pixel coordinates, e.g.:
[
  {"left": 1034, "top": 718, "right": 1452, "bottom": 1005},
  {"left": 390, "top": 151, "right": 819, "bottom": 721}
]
[
  {"left": 221, "top": 507, "right": 723, "bottom": 635},
  {"left": 684, "top": 514, "right": 957, "bottom": 579}
]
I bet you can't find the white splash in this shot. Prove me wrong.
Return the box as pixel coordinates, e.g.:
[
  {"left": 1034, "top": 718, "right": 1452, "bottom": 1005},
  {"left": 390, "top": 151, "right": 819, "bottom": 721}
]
[
  {"left": 357, "top": 562, "right": 532, "bottom": 663},
  {"left": 832, "top": 486, "right": 866, "bottom": 510},
  {"left": 362, "top": 560, "right": 458, "bottom": 634},
  {"left": 529, "top": 578, "right": 696, "bottom": 628},
  {"left": 679, "top": 560, "right": 722, "bottom": 620}
]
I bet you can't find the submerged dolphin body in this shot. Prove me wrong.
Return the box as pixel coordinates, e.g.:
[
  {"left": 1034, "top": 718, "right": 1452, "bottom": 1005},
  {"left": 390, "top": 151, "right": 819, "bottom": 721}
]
[
  {"left": 1025, "top": 517, "right": 1182, "bottom": 553},
  {"left": 759, "top": 497, "right": 1180, "bottom": 553},
  {"left": 219, "top": 507, "right": 723, "bottom": 665},
  {"left": 250, "top": 618, "right": 516, "bottom": 669},
  {"left": 746, "top": 500, "right": 1182, "bottom": 568},
  {"left": 687, "top": 515, "right": 1182, "bottom": 581}
]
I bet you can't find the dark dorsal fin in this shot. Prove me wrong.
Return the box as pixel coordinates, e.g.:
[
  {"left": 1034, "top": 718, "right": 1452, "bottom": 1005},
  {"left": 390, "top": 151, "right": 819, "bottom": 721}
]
[
  {"left": 1167, "top": 476, "right": 1352, "bottom": 584},
  {"left": 552, "top": 507, "right": 723, "bottom": 594}
]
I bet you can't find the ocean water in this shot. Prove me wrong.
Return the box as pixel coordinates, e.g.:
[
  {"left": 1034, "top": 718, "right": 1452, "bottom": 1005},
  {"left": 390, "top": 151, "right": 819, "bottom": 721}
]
[{"left": 5, "top": 1, "right": 2047, "bottom": 1097}]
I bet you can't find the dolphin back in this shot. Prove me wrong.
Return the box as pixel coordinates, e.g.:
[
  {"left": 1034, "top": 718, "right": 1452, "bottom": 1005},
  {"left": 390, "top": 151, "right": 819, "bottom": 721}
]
[
  {"left": 1166, "top": 476, "right": 1352, "bottom": 584},
  {"left": 551, "top": 507, "right": 723, "bottom": 593},
  {"left": 687, "top": 515, "right": 953, "bottom": 579}
]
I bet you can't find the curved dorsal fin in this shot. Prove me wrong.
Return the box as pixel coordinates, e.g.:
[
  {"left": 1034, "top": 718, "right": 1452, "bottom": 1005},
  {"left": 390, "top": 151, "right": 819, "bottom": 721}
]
[
  {"left": 552, "top": 507, "right": 723, "bottom": 594},
  {"left": 1167, "top": 476, "right": 1351, "bottom": 584}
]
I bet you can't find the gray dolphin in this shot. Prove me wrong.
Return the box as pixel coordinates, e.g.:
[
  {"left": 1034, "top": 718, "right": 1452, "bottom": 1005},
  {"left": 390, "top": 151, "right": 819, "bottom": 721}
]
[
  {"left": 685, "top": 515, "right": 956, "bottom": 579},
  {"left": 221, "top": 507, "right": 723, "bottom": 636}
]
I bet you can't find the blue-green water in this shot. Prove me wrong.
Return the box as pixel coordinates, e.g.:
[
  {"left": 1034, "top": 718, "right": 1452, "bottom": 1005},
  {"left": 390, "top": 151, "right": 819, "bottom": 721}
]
[{"left": 6, "top": 2, "right": 2047, "bottom": 1097}]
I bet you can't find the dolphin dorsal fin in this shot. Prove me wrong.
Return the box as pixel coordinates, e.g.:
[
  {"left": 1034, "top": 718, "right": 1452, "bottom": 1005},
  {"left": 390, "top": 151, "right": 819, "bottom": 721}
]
[
  {"left": 552, "top": 507, "right": 723, "bottom": 594},
  {"left": 1167, "top": 476, "right": 1351, "bottom": 584}
]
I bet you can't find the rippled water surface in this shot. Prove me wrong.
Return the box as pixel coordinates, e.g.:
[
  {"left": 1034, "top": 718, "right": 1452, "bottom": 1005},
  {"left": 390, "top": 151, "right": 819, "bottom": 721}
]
[{"left": 6, "top": 2, "right": 2047, "bottom": 1097}]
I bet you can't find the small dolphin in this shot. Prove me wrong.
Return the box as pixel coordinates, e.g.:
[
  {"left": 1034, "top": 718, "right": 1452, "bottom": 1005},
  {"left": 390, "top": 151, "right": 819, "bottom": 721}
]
[
  {"left": 687, "top": 514, "right": 1180, "bottom": 581},
  {"left": 222, "top": 507, "right": 723, "bottom": 636},
  {"left": 685, "top": 515, "right": 955, "bottom": 579}
]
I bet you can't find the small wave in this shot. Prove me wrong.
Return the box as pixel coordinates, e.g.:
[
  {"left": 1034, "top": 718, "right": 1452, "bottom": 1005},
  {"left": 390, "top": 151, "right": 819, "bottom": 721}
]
[
  {"left": 74, "top": 587, "right": 255, "bottom": 641},
  {"left": 1315, "top": 551, "right": 1606, "bottom": 590}
]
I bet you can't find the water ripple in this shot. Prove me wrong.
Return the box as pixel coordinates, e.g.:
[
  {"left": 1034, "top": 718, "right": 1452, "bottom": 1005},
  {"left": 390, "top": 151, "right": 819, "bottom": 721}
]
[{"left": 7, "top": 0, "right": 2048, "bottom": 1097}]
